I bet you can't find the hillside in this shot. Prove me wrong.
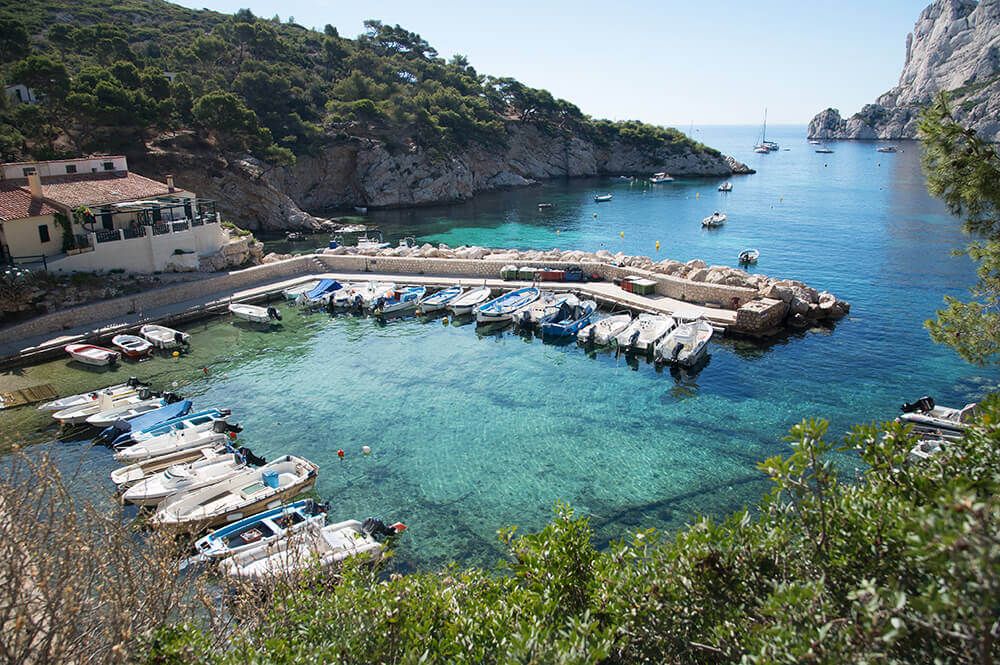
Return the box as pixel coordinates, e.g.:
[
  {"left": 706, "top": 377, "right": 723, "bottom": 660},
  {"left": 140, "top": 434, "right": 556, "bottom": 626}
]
[
  {"left": 0, "top": 1, "right": 750, "bottom": 229},
  {"left": 808, "top": 0, "right": 1000, "bottom": 142}
]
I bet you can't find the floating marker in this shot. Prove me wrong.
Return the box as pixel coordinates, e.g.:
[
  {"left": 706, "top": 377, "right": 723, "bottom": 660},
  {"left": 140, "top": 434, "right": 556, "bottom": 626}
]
[
  {"left": 338, "top": 449, "right": 345, "bottom": 458},
  {"left": 656, "top": 241, "right": 660, "bottom": 251},
  {"left": 202, "top": 366, "right": 208, "bottom": 375},
  {"left": 779, "top": 196, "right": 783, "bottom": 202},
  {"left": 172, "top": 381, "right": 179, "bottom": 388},
  {"left": 593, "top": 213, "right": 597, "bottom": 218},
  {"left": 620, "top": 231, "right": 624, "bottom": 239},
  {"left": 556, "top": 230, "right": 560, "bottom": 234},
  {"left": 362, "top": 445, "right": 371, "bottom": 455},
  {"left": 172, "top": 351, "right": 179, "bottom": 357},
  {"left": 696, "top": 193, "right": 699, "bottom": 199}
]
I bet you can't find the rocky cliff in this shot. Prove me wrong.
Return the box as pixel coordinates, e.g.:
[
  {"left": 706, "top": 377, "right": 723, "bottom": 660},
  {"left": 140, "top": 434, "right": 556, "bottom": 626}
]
[
  {"left": 137, "top": 122, "right": 751, "bottom": 232},
  {"left": 808, "top": 0, "right": 1000, "bottom": 141}
]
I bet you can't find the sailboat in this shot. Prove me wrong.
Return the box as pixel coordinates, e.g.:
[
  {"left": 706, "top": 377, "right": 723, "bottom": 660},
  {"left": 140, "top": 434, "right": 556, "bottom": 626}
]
[{"left": 754, "top": 109, "right": 779, "bottom": 153}]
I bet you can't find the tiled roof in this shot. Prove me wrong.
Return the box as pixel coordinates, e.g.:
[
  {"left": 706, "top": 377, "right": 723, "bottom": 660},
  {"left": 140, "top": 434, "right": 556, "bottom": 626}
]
[
  {"left": 38, "top": 171, "right": 177, "bottom": 208},
  {"left": 0, "top": 182, "right": 58, "bottom": 221}
]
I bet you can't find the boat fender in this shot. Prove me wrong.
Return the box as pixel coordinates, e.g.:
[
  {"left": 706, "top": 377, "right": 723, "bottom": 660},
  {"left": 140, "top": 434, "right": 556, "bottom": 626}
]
[
  {"left": 588, "top": 326, "right": 596, "bottom": 343},
  {"left": 901, "top": 396, "right": 935, "bottom": 414}
]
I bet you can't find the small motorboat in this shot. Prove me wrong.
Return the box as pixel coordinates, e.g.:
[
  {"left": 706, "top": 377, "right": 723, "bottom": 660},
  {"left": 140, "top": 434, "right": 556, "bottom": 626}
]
[
  {"left": 111, "top": 334, "right": 152, "bottom": 359},
  {"left": 540, "top": 299, "right": 597, "bottom": 337},
  {"left": 475, "top": 287, "right": 540, "bottom": 324},
  {"left": 229, "top": 303, "right": 281, "bottom": 323},
  {"left": 417, "top": 285, "right": 463, "bottom": 313},
  {"left": 876, "top": 146, "right": 897, "bottom": 153},
  {"left": 537, "top": 202, "right": 554, "bottom": 209},
  {"left": 221, "top": 517, "right": 405, "bottom": 580},
  {"left": 37, "top": 377, "right": 148, "bottom": 412},
  {"left": 353, "top": 206, "right": 368, "bottom": 214},
  {"left": 114, "top": 414, "right": 238, "bottom": 462},
  {"left": 594, "top": 194, "right": 613, "bottom": 202},
  {"left": 65, "top": 343, "right": 120, "bottom": 366},
  {"left": 718, "top": 181, "right": 733, "bottom": 192},
  {"left": 374, "top": 286, "right": 426, "bottom": 316},
  {"left": 910, "top": 436, "right": 945, "bottom": 460},
  {"left": 123, "top": 447, "right": 264, "bottom": 507},
  {"left": 295, "top": 279, "right": 342, "bottom": 308},
  {"left": 139, "top": 324, "right": 190, "bottom": 349},
  {"left": 285, "top": 231, "right": 305, "bottom": 241},
  {"left": 738, "top": 248, "right": 759, "bottom": 264},
  {"left": 898, "top": 396, "right": 978, "bottom": 433},
  {"left": 99, "top": 399, "right": 194, "bottom": 447},
  {"left": 615, "top": 314, "right": 676, "bottom": 353},
  {"left": 649, "top": 172, "right": 674, "bottom": 183},
  {"left": 808, "top": 139, "right": 821, "bottom": 145},
  {"left": 281, "top": 280, "right": 320, "bottom": 301},
  {"left": 515, "top": 292, "right": 576, "bottom": 327},
  {"left": 762, "top": 140, "right": 779, "bottom": 151},
  {"left": 654, "top": 319, "right": 714, "bottom": 366},
  {"left": 447, "top": 286, "right": 492, "bottom": 315},
  {"left": 112, "top": 444, "right": 231, "bottom": 489},
  {"left": 577, "top": 313, "right": 632, "bottom": 346},
  {"left": 53, "top": 389, "right": 144, "bottom": 425},
  {"left": 151, "top": 455, "right": 319, "bottom": 534},
  {"left": 355, "top": 233, "right": 390, "bottom": 250},
  {"left": 192, "top": 499, "right": 328, "bottom": 562},
  {"left": 702, "top": 211, "right": 727, "bottom": 227},
  {"left": 351, "top": 281, "right": 396, "bottom": 309},
  {"left": 330, "top": 283, "right": 364, "bottom": 309},
  {"left": 85, "top": 391, "right": 184, "bottom": 428},
  {"left": 815, "top": 146, "right": 834, "bottom": 153},
  {"left": 754, "top": 146, "right": 770, "bottom": 154}
]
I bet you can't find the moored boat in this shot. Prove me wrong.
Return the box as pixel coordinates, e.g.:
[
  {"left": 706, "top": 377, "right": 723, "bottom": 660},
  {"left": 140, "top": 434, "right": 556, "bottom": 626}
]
[
  {"left": 718, "top": 181, "right": 733, "bottom": 192},
  {"left": 38, "top": 377, "right": 147, "bottom": 412},
  {"left": 898, "top": 396, "right": 978, "bottom": 433},
  {"left": 139, "top": 324, "right": 190, "bottom": 349},
  {"left": 702, "top": 211, "right": 727, "bottom": 227},
  {"left": 352, "top": 281, "right": 396, "bottom": 309},
  {"left": 576, "top": 313, "right": 632, "bottom": 346},
  {"left": 111, "top": 334, "right": 152, "bottom": 358},
  {"left": 594, "top": 194, "right": 613, "bottom": 202},
  {"left": 114, "top": 414, "right": 237, "bottom": 462},
  {"left": 515, "top": 292, "right": 575, "bottom": 327},
  {"left": 876, "top": 146, "right": 897, "bottom": 153},
  {"left": 295, "top": 279, "right": 342, "bottom": 308},
  {"left": 615, "top": 313, "right": 676, "bottom": 353},
  {"left": 447, "top": 286, "right": 492, "bottom": 315},
  {"left": 738, "top": 248, "right": 759, "bottom": 264},
  {"left": 228, "top": 303, "right": 282, "bottom": 323},
  {"left": 475, "top": 287, "right": 540, "bottom": 324},
  {"left": 100, "top": 399, "right": 194, "bottom": 447},
  {"left": 151, "top": 455, "right": 319, "bottom": 533},
  {"left": 282, "top": 280, "right": 320, "bottom": 301},
  {"left": 654, "top": 319, "right": 714, "bottom": 366},
  {"left": 85, "top": 391, "right": 184, "bottom": 428},
  {"left": 65, "top": 343, "right": 120, "bottom": 366},
  {"left": 53, "top": 389, "right": 144, "bottom": 425},
  {"left": 649, "top": 172, "right": 674, "bottom": 183},
  {"left": 192, "top": 499, "right": 328, "bottom": 562},
  {"left": 123, "top": 448, "right": 264, "bottom": 507},
  {"left": 815, "top": 146, "right": 834, "bottom": 153},
  {"left": 540, "top": 299, "right": 596, "bottom": 337},
  {"left": 417, "top": 285, "right": 462, "bottom": 313},
  {"left": 373, "top": 286, "right": 426, "bottom": 315},
  {"left": 112, "top": 444, "right": 231, "bottom": 489}
]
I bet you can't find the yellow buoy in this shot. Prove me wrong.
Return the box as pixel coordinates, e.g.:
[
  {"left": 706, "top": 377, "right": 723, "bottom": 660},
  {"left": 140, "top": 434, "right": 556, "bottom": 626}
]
[
  {"left": 656, "top": 241, "right": 660, "bottom": 251},
  {"left": 172, "top": 351, "right": 179, "bottom": 357},
  {"left": 620, "top": 231, "right": 624, "bottom": 239},
  {"left": 779, "top": 196, "right": 783, "bottom": 202},
  {"left": 556, "top": 230, "right": 560, "bottom": 234},
  {"left": 696, "top": 192, "right": 700, "bottom": 199},
  {"left": 593, "top": 213, "right": 597, "bottom": 218}
]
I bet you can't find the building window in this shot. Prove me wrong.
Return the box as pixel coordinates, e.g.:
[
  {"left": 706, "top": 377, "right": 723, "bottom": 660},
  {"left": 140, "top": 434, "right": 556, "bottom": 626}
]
[
  {"left": 65, "top": 164, "right": 77, "bottom": 174},
  {"left": 22, "top": 167, "right": 35, "bottom": 177},
  {"left": 103, "top": 161, "right": 114, "bottom": 171},
  {"left": 38, "top": 224, "right": 50, "bottom": 243}
]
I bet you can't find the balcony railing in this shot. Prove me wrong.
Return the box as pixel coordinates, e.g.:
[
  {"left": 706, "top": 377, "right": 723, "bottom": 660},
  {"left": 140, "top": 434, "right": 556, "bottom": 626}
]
[{"left": 95, "top": 229, "right": 121, "bottom": 244}]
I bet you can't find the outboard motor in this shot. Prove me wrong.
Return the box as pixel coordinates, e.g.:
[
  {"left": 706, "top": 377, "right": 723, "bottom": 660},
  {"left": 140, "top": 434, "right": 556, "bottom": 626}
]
[
  {"left": 901, "top": 396, "right": 935, "bottom": 413},
  {"left": 374, "top": 297, "right": 386, "bottom": 312},
  {"left": 361, "top": 517, "right": 407, "bottom": 540},
  {"left": 126, "top": 376, "right": 150, "bottom": 388},
  {"left": 354, "top": 294, "right": 364, "bottom": 309},
  {"left": 138, "top": 387, "right": 153, "bottom": 400},
  {"left": 266, "top": 306, "right": 282, "bottom": 321},
  {"left": 212, "top": 418, "right": 230, "bottom": 434},
  {"left": 174, "top": 331, "right": 189, "bottom": 346},
  {"left": 670, "top": 343, "right": 684, "bottom": 362},
  {"left": 628, "top": 330, "right": 640, "bottom": 348},
  {"left": 237, "top": 446, "right": 267, "bottom": 467},
  {"left": 162, "top": 392, "right": 182, "bottom": 405},
  {"left": 588, "top": 325, "right": 596, "bottom": 343}
]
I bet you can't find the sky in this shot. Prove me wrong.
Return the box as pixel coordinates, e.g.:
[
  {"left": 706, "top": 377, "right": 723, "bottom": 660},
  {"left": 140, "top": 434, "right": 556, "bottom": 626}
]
[{"left": 174, "top": 0, "right": 936, "bottom": 127}]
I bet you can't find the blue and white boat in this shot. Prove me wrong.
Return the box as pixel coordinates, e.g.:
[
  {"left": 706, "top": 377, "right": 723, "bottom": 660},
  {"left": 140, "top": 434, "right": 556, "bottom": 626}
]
[
  {"left": 373, "top": 286, "right": 425, "bottom": 315},
  {"left": 475, "top": 287, "right": 540, "bottom": 324},
  {"left": 417, "top": 285, "right": 463, "bottom": 313},
  {"left": 191, "top": 499, "right": 328, "bottom": 562},
  {"left": 295, "top": 279, "right": 342, "bottom": 307},
  {"left": 515, "top": 292, "right": 575, "bottom": 327},
  {"left": 113, "top": 414, "right": 239, "bottom": 463},
  {"left": 540, "top": 299, "right": 597, "bottom": 337},
  {"left": 447, "top": 286, "right": 492, "bottom": 315},
  {"left": 100, "top": 399, "right": 193, "bottom": 447}
]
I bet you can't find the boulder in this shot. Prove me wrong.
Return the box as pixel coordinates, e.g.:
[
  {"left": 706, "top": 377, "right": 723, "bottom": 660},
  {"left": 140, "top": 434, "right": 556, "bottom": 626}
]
[
  {"left": 685, "top": 259, "right": 707, "bottom": 270},
  {"left": 688, "top": 268, "right": 709, "bottom": 282},
  {"left": 789, "top": 296, "right": 810, "bottom": 315},
  {"left": 595, "top": 250, "right": 614, "bottom": 261}
]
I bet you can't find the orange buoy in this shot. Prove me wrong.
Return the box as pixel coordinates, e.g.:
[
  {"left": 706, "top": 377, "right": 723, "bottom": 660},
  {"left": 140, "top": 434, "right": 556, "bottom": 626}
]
[
  {"left": 228, "top": 431, "right": 238, "bottom": 440},
  {"left": 338, "top": 449, "right": 345, "bottom": 458}
]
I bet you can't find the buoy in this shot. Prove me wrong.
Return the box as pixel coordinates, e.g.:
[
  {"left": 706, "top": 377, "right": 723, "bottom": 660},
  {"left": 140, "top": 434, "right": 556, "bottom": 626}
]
[
  {"left": 825, "top": 163, "right": 828, "bottom": 167},
  {"left": 202, "top": 365, "right": 208, "bottom": 375},
  {"left": 593, "top": 213, "right": 597, "bottom": 218},
  {"left": 696, "top": 193, "right": 699, "bottom": 199},
  {"left": 779, "top": 196, "right": 783, "bottom": 202},
  {"left": 620, "top": 231, "right": 624, "bottom": 238},
  {"left": 338, "top": 449, "right": 345, "bottom": 458},
  {"left": 172, "top": 351, "right": 179, "bottom": 357},
  {"left": 556, "top": 230, "right": 560, "bottom": 234},
  {"left": 656, "top": 241, "right": 660, "bottom": 251},
  {"left": 172, "top": 381, "right": 179, "bottom": 388},
  {"left": 362, "top": 445, "right": 371, "bottom": 455},
  {"left": 228, "top": 431, "right": 238, "bottom": 440},
  {"left": 877, "top": 163, "right": 880, "bottom": 167},
  {"left": 442, "top": 317, "right": 448, "bottom": 325}
]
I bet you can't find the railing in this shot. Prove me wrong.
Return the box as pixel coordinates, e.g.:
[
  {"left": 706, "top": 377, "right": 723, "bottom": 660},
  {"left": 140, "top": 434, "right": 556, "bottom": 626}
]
[
  {"left": 5, "top": 253, "right": 47, "bottom": 270},
  {"left": 122, "top": 226, "right": 146, "bottom": 240},
  {"left": 170, "top": 221, "right": 189, "bottom": 232},
  {"left": 85, "top": 213, "right": 220, "bottom": 246},
  {"left": 152, "top": 223, "right": 171, "bottom": 236},
  {"left": 95, "top": 229, "right": 122, "bottom": 244}
]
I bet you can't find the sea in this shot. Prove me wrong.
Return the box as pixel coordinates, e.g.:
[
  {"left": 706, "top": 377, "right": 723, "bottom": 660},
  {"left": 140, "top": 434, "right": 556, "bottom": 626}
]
[{"left": 3, "top": 124, "right": 999, "bottom": 572}]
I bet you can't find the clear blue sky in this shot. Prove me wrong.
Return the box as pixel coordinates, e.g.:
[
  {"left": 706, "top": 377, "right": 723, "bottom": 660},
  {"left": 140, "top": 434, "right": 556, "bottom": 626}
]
[{"left": 174, "top": 0, "right": 934, "bottom": 126}]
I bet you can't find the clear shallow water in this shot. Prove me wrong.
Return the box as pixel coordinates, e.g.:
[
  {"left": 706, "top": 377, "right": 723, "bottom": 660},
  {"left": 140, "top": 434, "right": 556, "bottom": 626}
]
[{"left": 5, "top": 125, "right": 1000, "bottom": 572}]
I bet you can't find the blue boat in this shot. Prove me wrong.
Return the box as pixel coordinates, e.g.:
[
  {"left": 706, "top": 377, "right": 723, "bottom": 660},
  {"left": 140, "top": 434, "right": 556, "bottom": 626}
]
[
  {"left": 540, "top": 299, "right": 597, "bottom": 337},
  {"left": 191, "top": 499, "right": 328, "bottom": 562},
  {"left": 417, "top": 285, "right": 462, "bottom": 313},
  {"left": 373, "top": 285, "right": 426, "bottom": 315},
  {"left": 116, "top": 408, "right": 231, "bottom": 449},
  {"left": 295, "top": 279, "right": 342, "bottom": 307},
  {"left": 475, "top": 287, "right": 540, "bottom": 324},
  {"left": 100, "top": 399, "right": 192, "bottom": 447}
]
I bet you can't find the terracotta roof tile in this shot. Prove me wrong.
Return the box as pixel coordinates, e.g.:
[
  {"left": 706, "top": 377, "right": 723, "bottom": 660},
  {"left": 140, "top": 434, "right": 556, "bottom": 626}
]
[
  {"left": 0, "top": 183, "right": 59, "bottom": 221},
  {"left": 37, "top": 171, "right": 179, "bottom": 208}
]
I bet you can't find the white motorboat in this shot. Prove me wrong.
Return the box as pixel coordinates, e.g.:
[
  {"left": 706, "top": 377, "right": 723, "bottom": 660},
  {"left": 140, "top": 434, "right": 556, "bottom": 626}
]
[
  {"left": 111, "top": 334, "right": 152, "bottom": 358},
  {"left": 654, "top": 319, "right": 714, "bottom": 366},
  {"left": 373, "top": 286, "right": 425, "bottom": 315},
  {"left": 221, "top": 518, "right": 405, "bottom": 580},
  {"left": 228, "top": 303, "right": 281, "bottom": 323},
  {"left": 594, "top": 194, "right": 613, "bottom": 202},
  {"left": 85, "top": 392, "right": 182, "bottom": 428},
  {"left": 64, "top": 343, "right": 120, "bottom": 366},
  {"left": 37, "top": 378, "right": 147, "bottom": 412},
  {"left": 139, "top": 324, "right": 190, "bottom": 349},
  {"left": 515, "top": 292, "right": 576, "bottom": 327},
  {"left": 294, "top": 279, "right": 342, "bottom": 308},
  {"left": 649, "top": 172, "right": 674, "bottom": 183},
  {"left": 577, "top": 313, "right": 632, "bottom": 346},
  {"left": 281, "top": 280, "right": 320, "bottom": 301},
  {"left": 718, "top": 181, "right": 733, "bottom": 192},
  {"left": 615, "top": 313, "right": 676, "bottom": 353},
  {"left": 475, "top": 287, "right": 540, "bottom": 324},
  {"left": 754, "top": 146, "right": 770, "bottom": 154},
  {"left": 808, "top": 139, "right": 821, "bottom": 145},
  {"left": 898, "top": 397, "right": 978, "bottom": 433},
  {"left": 702, "top": 211, "right": 727, "bottom": 227},
  {"left": 738, "top": 248, "right": 759, "bottom": 264},
  {"left": 815, "top": 146, "right": 834, "bottom": 154},
  {"left": 910, "top": 437, "right": 946, "bottom": 460},
  {"left": 122, "top": 450, "right": 252, "bottom": 507},
  {"left": 114, "top": 414, "right": 236, "bottom": 462},
  {"left": 151, "top": 455, "right": 319, "bottom": 533},
  {"left": 447, "top": 286, "right": 492, "bottom": 315},
  {"left": 352, "top": 281, "right": 396, "bottom": 309},
  {"left": 330, "top": 282, "right": 363, "bottom": 308},
  {"left": 111, "top": 445, "right": 230, "bottom": 489},
  {"left": 53, "top": 389, "right": 144, "bottom": 425},
  {"left": 876, "top": 146, "right": 897, "bottom": 153},
  {"left": 192, "top": 499, "right": 328, "bottom": 562},
  {"left": 417, "top": 285, "right": 463, "bottom": 313}
]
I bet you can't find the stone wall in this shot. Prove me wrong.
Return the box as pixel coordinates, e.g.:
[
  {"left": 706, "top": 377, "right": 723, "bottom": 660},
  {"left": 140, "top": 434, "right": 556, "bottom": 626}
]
[{"left": 735, "top": 298, "right": 789, "bottom": 333}]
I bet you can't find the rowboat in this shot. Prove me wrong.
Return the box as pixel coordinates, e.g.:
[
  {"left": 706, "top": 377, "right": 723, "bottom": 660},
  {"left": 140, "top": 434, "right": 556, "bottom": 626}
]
[
  {"left": 373, "top": 286, "right": 426, "bottom": 315},
  {"left": 192, "top": 499, "right": 328, "bottom": 562},
  {"left": 594, "top": 194, "right": 613, "bottom": 202},
  {"left": 111, "top": 334, "right": 152, "bottom": 358},
  {"left": 65, "top": 343, "right": 120, "bottom": 366},
  {"left": 113, "top": 410, "right": 236, "bottom": 458},
  {"left": 53, "top": 389, "right": 145, "bottom": 425},
  {"left": 447, "top": 286, "right": 492, "bottom": 315},
  {"left": 151, "top": 455, "right": 319, "bottom": 534},
  {"left": 37, "top": 378, "right": 147, "bottom": 412},
  {"left": 85, "top": 392, "right": 184, "bottom": 428},
  {"left": 475, "top": 287, "right": 540, "bottom": 324},
  {"left": 654, "top": 319, "right": 714, "bottom": 366},
  {"left": 139, "top": 324, "right": 190, "bottom": 349},
  {"left": 228, "top": 303, "right": 281, "bottom": 323},
  {"left": 540, "top": 299, "right": 597, "bottom": 337},
  {"left": 111, "top": 445, "right": 230, "bottom": 489},
  {"left": 615, "top": 314, "right": 676, "bottom": 353},
  {"left": 282, "top": 280, "right": 320, "bottom": 301},
  {"left": 221, "top": 518, "right": 405, "bottom": 580},
  {"left": 122, "top": 449, "right": 257, "bottom": 507},
  {"left": 576, "top": 313, "right": 632, "bottom": 346},
  {"left": 417, "top": 285, "right": 463, "bottom": 313},
  {"left": 100, "top": 399, "right": 194, "bottom": 447}
]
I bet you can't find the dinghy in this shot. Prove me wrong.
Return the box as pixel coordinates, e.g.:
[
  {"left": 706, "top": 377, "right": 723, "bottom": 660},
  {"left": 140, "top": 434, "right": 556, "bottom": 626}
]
[
  {"left": 576, "top": 313, "right": 632, "bottom": 346},
  {"left": 295, "top": 279, "right": 342, "bottom": 308},
  {"left": 111, "top": 334, "right": 152, "bottom": 358},
  {"left": 221, "top": 517, "right": 405, "bottom": 580},
  {"left": 100, "top": 399, "right": 193, "bottom": 447},
  {"left": 65, "top": 343, "right": 120, "bottom": 366},
  {"left": 113, "top": 410, "right": 237, "bottom": 457},
  {"left": 475, "top": 287, "right": 540, "bottom": 324},
  {"left": 38, "top": 377, "right": 148, "bottom": 412},
  {"left": 112, "top": 444, "right": 230, "bottom": 489},
  {"left": 738, "top": 248, "right": 759, "bottom": 264},
  {"left": 139, "top": 324, "right": 190, "bottom": 349},
  {"left": 447, "top": 286, "right": 492, "bottom": 315},
  {"left": 282, "top": 280, "right": 320, "bottom": 301},
  {"left": 515, "top": 292, "right": 575, "bottom": 327},
  {"left": 702, "top": 211, "right": 727, "bottom": 227},
  {"left": 192, "top": 499, "right": 328, "bottom": 562},
  {"left": 615, "top": 314, "right": 676, "bottom": 353},
  {"left": 85, "top": 391, "right": 183, "bottom": 428},
  {"left": 151, "top": 455, "right": 319, "bottom": 534},
  {"left": 228, "top": 303, "right": 281, "bottom": 323},
  {"left": 654, "top": 319, "right": 714, "bottom": 366},
  {"left": 540, "top": 299, "right": 597, "bottom": 337},
  {"left": 373, "top": 286, "right": 425, "bottom": 315},
  {"left": 898, "top": 397, "right": 979, "bottom": 433},
  {"left": 417, "top": 285, "right": 462, "bottom": 313},
  {"left": 123, "top": 448, "right": 264, "bottom": 507},
  {"left": 53, "top": 389, "right": 145, "bottom": 425}
]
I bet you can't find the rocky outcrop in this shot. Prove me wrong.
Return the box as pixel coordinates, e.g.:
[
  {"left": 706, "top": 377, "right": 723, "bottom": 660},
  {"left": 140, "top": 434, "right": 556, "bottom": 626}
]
[
  {"left": 809, "top": 0, "right": 1000, "bottom": 141},
  {"left": 197, "top": 236, "right": 264, "bottom": 272},
  {"left": 141, "top": 121, "right": 751, "bottom": 232}
]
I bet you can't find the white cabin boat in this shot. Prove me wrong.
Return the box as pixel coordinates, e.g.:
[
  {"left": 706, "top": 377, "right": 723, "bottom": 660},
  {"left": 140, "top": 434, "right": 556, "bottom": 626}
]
[
  {"left": 615, "top": 314, "right": 676, "bottom": 353},
  {"left": 718, "top": 181, "right": 733, "bottom": 192},
  {"left": 654, "top": 319, "right": 714, "bottom": 366},
  {"left": 577, "top": 313, "right": 632, "bottom": 346},
  {"left": 139, "top": 324, "right": 190, "bottom": 349}
]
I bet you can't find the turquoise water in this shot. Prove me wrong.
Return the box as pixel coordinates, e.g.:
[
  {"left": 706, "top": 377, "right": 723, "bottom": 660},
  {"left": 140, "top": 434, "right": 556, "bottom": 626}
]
[{"left": 5, "top": 125, "right": 1000, "bottom": 572}]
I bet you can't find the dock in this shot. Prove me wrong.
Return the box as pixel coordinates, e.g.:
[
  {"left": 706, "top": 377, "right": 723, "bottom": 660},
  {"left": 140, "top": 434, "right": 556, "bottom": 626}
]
[{"left": 0, "top": 383, "right": 58, "bottom": 409}]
